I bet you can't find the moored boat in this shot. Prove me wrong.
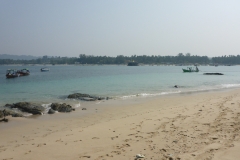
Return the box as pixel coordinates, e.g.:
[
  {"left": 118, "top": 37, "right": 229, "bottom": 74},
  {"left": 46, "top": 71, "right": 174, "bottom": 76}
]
[
  {"left": 17, "top": 68, "right": 30, "bottom": 76},
  {"left": 41, "top": 68, "right": 50, "bottom": 72},
  {"left": 127, "top": 62, "right": 138, "bottom": 66},
  {"left": 182, "top": 66, "right": 199, "bottom": 72},
  {"left": 6, "top": 69, "right": 20, "bottom": 78}
]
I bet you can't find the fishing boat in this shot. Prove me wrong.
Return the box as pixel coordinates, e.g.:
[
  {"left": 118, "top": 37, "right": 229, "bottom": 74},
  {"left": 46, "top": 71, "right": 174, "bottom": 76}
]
[
  {"left": 6, "top": 69, "right": 20, "bottom": 78},
  {"left": 182, "top": 66, "right": 199, "bottom": 72},
  {"left": 41, "top": 68, "right": 50, "bottom": 72},
  {"left": 17, "top": 68, "right": 30, "bottom": 76}
]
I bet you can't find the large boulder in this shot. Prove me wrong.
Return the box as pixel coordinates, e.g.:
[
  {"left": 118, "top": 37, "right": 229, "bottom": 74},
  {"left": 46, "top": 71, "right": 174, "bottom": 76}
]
[
  {"left": 67, "top": 93, "right": 106, "bottom": 101},
  {"left": 8, "top": 102, "right": 45, "bottom": 115},
  {"left": 50, "top": 103, "right": 74, "bottom": 112},
  {"left": 48, "top": 108, "right": 55, "bottom": 114}
]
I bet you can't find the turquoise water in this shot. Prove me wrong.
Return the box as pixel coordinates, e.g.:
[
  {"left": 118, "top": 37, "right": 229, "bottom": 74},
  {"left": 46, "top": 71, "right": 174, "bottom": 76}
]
[{"left": 1, "top": 65, "right": 240, "bottom": 106}]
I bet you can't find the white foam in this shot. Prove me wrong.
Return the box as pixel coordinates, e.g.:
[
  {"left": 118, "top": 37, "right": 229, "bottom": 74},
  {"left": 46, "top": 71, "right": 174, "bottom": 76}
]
[
  {"left": 41, "top": 103, "right": 52, "bottom": 114},
  {"left": 120, "top": 90, "right": 182, "bottom": 99},
  {"left": 221, "top": 84, "right": 240, "bottom": 88}
]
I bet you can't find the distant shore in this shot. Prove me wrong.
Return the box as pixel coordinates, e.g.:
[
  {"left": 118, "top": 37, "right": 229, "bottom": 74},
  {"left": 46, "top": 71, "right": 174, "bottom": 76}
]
[{"left": 1, "top": 88, "right": 240, "bottom": 159}]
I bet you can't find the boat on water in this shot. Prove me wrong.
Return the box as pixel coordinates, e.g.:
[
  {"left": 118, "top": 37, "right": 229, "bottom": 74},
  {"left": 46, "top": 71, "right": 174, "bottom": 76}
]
[
  {"left": 17, "top": 68, "right": 30, "bottom": 76},
  {"left": 182, "top": 66, "right": 199, "bottom": 72},
  {"left": 41, "top": 68, "right": 50, "bottom": 72},
  {"left": 127, "top": 62, "right": 138, "bottom": 66},
  {"left": 6, "top": 69, "right": 20, "bottom": 78}
]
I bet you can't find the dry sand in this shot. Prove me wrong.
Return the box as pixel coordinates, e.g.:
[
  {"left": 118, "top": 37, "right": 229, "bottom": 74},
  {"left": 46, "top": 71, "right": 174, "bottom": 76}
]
[{"left": 1, "top": 89, "right": 240, "bottom": 160}]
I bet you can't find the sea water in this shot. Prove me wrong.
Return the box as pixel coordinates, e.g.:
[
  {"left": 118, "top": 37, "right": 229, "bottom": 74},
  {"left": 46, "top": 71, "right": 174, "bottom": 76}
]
[{"left": 1, "top": 65, "right": 240, "bottom": 107}]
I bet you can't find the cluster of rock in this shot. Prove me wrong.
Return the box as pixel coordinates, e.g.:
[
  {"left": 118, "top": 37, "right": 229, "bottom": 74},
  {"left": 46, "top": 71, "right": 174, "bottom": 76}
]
[
  {"left": 0, "top": 102, "right": 75, "bottom": 119},
  {"left": 67, "top": 93, "right": 108, "bottom": 101},
  {"left": 1, "top": 92, "right": 109, "bottom": 120},
  {"left": 48, "top": 103, "right": 75, "bottom": 114}
]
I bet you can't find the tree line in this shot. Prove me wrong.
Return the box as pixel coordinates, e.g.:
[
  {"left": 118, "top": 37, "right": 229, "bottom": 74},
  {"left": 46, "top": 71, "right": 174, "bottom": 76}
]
[{"left": 0, "top": 53, "right": 240, "bottom": 65}]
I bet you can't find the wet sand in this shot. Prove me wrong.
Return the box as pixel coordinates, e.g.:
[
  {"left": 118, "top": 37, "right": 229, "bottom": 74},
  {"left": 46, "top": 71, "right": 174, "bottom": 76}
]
[{"left": 1, "top": 89, "right": 240, "bottom": 160}]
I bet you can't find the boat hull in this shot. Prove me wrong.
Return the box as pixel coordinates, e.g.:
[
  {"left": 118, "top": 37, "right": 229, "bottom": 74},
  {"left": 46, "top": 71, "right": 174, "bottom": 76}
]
[
  {"left": 41, "top": 68, "right": 50, "bottom": 72},
  {"left": 182, "top": 69, "right": 199, "bottom": 72}
]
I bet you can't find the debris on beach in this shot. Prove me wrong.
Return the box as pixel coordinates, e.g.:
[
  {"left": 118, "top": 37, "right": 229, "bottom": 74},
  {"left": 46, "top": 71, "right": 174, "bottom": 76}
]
[{"left": 136, "top": 154, "right": 145, "bottom": 158}]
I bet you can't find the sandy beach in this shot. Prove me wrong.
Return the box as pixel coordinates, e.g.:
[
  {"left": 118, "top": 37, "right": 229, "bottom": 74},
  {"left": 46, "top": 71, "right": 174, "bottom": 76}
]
[{"left": 1, "top": 89, "right": 240, "bottom": 160}]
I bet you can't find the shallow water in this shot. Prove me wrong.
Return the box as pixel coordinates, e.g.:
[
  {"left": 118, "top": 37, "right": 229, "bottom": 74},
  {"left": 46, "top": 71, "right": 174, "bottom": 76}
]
[{"left": 1, "top": 65, "right": 240, "bottom": 106}]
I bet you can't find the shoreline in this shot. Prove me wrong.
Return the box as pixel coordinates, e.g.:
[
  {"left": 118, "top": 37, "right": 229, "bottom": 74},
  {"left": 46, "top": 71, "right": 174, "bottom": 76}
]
[
  {"left": 1, "top": 88, "right": 240, "bottom": 159},
  {"left": 1, "top": 84, "right": 240, "bottom": 109}
]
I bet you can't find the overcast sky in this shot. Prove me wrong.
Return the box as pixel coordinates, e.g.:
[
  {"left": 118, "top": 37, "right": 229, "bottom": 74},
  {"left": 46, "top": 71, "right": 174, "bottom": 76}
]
[{"left": 1, "top": 0, "right": 240, "bottom": 57}]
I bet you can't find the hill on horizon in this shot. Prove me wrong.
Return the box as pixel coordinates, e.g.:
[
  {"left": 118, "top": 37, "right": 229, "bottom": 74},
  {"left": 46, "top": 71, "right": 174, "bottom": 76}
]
[{"left": 0, "top": 54, "right": 40, "bottom": 60}]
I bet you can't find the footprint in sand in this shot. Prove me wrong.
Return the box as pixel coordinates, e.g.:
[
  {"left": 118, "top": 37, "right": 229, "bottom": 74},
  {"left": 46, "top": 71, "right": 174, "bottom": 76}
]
[
  {"left": 124, "top": 138, "right": 132, "bottom": 142},
  {"left": 24, "top": 150, "right": 31, "bottom": 155},
  {"left": 80, "top": 155, "right": 91, "bottom": 158},
  {"left": 111, "top": 151, "right": 121, "bottom": 155},
  {"left": 111, "top": 136, "right": 118, "bottom": 140},
  {"left": 37, "top": 143, "right": 46, "bottom": 147}
]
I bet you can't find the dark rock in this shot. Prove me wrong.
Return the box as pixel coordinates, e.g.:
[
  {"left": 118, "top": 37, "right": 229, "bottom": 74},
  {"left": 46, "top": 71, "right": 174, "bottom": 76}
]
[
  {"left": 82, "top": 108, "right": 87, "bottom": 110},
  {"left": 0, "top": 111, "right": 3, "bottom": 118},
  {"left": 67, "top": 93, "right": 91, "bottom": 99},
  {"left": 5, "top": 104, "right": 14, "bottom": 108},
  {"left": 50, "top": 103, "right": 74, "bottom": 112},
  {"left": 97, "top": 97, "right": 105, "bottom": 100},
  {"left": 48, "top": 108, "right": 55, "bottom": 114},
  {"left": 203, "top": 73, "right": 224, "bottom": 75},
  {"left": 81, "top": 97, "right": 97, "bottom": 101},
  {"left": 67, "top": 93, "right": 106, "bottom": 101},
  {"left": 0, "top": 109, "right": 23, "bottom": 117},
  {"left": 0, "top": 118, "right": 8, "bottom": 122},
  {"left": 9, "top": 102, "right": 45, "bottom": 115},
  {"left": 174, "top": 85, "right": 179, "bottom": 88}
]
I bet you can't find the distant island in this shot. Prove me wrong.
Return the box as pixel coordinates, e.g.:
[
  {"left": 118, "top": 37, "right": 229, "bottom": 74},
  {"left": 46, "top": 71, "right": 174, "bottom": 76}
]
[
  {"left": 0, "top": 54, "right": 40, "bottom": 60},
  {"left": 0, "top": 53, "right": 239, "bottom": 66}
]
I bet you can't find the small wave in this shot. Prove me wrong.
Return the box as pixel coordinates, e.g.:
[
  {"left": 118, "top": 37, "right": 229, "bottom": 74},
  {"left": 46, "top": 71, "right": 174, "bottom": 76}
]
[
  {"left": 220, "top": 84, "right": 240, "bottom": 88},
  {"left": 119, "top": 91, "right": 182, "bottom": 99},
  {"left": 41, "top": 103, "right": 52, "bottom": 114}
]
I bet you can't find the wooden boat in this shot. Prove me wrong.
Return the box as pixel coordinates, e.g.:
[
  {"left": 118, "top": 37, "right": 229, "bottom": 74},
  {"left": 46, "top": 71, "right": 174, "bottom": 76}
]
[
  {"left": 182, "top": 66, "right": 199, "bottom": 72},
  {"left": 17, "top": 68, "right": 30, "bottom": 76},
  {"left": 6, "top": 69, "right": 19, "bottom": 78},
  {"left": 41, "top": 68, "right": 50, "bottom": 72}
]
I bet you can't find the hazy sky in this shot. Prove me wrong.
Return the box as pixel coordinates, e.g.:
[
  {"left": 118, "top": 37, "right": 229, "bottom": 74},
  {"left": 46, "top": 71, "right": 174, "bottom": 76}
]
[{"left": 1, "top": 0, "right": 240, "bottom": 57}]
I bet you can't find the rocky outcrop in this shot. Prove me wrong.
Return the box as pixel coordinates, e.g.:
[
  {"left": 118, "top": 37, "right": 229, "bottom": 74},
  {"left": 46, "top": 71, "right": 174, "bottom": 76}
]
[
  {"left": 50, "top": 103, "right": 74, "bottom": 112},
  {"left": 0, "top": 109, "right": 23, "bottom": 118},
  {"left": 67, "top": 93, "right": 106, "bottom": 101},
  {"left": 6, "top": 102, "right": 45, "bottom": 115}
]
